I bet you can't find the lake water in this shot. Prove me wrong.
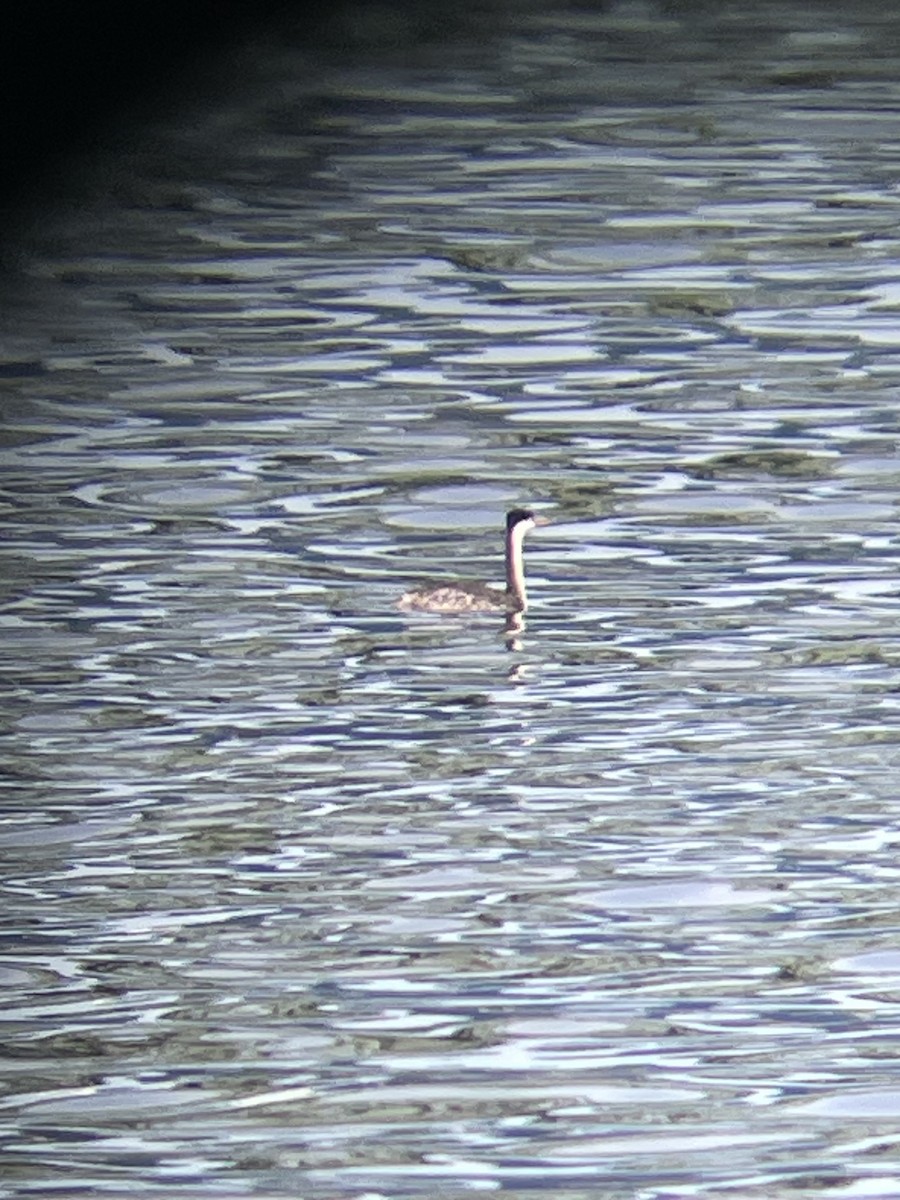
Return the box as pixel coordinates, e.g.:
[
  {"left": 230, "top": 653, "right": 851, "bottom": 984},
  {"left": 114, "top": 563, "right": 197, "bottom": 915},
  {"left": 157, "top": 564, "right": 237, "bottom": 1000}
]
[{"left": 5, "top": 1, "right": 900, "bottom": 1195}]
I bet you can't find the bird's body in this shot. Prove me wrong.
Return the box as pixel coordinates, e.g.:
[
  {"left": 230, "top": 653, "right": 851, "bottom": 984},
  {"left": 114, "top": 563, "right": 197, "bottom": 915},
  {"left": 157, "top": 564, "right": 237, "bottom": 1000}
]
[
  {"left": 397, "top": 509, "right": 538, "bottom": 614},
  {"left": 397, "top": 580, "right": 509, "bottom": 614}
]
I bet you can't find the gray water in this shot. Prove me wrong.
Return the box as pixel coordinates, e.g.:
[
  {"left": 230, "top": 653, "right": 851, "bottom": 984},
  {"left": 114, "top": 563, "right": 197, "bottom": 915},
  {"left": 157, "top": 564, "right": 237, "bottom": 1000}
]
[{"left": 5, "top": 1, "right": 900, "bottom": 1195}]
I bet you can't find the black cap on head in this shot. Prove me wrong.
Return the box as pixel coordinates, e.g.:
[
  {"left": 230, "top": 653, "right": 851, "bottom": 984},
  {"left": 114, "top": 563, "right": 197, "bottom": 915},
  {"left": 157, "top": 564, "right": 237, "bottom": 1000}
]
[{"left": 506, "top": 508, "right": 535, "bottom": 530}]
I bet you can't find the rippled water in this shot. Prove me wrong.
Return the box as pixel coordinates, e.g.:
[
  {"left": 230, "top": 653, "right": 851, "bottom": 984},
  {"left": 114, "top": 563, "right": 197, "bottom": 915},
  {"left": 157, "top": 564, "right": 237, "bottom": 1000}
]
[{"left": 5, "top": 1, "right": 900, "bottom": 1195}]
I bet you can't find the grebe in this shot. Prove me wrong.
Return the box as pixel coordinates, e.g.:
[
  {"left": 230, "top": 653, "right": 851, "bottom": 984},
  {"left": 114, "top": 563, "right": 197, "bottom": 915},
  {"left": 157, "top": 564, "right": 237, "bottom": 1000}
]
[{"left": 397, "top": 509, "right": 539, "bottom": 614}]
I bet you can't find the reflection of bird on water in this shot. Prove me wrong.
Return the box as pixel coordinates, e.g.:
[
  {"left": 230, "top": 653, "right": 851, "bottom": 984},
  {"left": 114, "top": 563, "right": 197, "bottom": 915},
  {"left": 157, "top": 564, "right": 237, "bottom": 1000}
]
[{"left": 397, "top": 509, "right": 540, "bottom": 614}]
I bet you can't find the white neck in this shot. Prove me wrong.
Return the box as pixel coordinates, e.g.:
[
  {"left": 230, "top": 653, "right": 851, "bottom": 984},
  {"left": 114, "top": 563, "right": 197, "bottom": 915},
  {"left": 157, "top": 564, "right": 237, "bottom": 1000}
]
[{"left": 505, "top": 522, "right": 529, "bottom": 611}]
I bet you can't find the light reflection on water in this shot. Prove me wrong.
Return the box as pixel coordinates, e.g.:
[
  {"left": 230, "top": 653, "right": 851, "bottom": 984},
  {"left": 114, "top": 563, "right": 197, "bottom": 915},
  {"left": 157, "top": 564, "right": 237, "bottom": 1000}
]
[{"left": 4, "top": 1, "right": 900, "bottom": 1196}]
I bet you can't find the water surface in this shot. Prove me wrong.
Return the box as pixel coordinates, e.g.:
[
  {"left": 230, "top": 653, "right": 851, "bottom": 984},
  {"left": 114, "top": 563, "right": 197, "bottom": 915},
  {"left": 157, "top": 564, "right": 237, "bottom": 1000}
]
[{"left": 4, "top": 2, "right": 900, "bottom": 1195}]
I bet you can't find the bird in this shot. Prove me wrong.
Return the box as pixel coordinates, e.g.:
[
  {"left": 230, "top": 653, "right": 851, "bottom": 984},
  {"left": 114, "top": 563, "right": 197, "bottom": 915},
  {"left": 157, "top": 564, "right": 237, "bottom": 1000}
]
[{"left": 397, "top": 508, "right": 540, "bottom": 614}]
